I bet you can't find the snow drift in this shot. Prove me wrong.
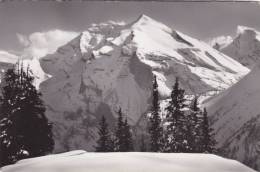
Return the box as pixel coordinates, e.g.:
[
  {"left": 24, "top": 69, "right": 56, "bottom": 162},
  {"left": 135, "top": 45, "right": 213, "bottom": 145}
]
[{"left": 0, "top": 151, "right": 256, "bottom": 172}]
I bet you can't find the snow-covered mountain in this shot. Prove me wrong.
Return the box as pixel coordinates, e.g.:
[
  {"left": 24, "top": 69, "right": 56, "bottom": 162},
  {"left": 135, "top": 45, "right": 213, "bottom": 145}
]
[
  {"left": 212, "top": 26, "right": 260, "bottom": 69},
  {"left": 0, "top": 51, "right": 18, "bottom": 64},
  {"left": 204, "top": 62, "right": 260, "bottom": 170},
  {"left": 0, "top": 51, "right": 18, "bottom": 82},
  {"left": 0, "top": 151, "right": 256, "bottom": 172},
  {"left": 38, "top": 14, "right": 249, "bottom": 152},
  {"left": 0, "top": 51, "right": 47, "bottom": 88},
  {"left": 22, "top": 58, "right": 49, "bottom": 89},
  {"left": 209, "top": 35, "right": 233, "bottom": 50},
  {"left": 207, "top": 27, "right": 260, "bottom": 170}
]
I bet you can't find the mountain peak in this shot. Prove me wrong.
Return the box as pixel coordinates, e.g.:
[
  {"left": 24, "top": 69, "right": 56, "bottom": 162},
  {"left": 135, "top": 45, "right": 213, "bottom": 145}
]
[
  {"left": 236, "top": 25, "right": 259, "bottom": 36},
  {"left": 218, "top": 26, "right": 260, "bottom": 69},
  {"left": 133, "top": 14, "right": 160, "bottom": 26},
  {"left": 136, "top": 14, "right": 152, "bottom": 21}
]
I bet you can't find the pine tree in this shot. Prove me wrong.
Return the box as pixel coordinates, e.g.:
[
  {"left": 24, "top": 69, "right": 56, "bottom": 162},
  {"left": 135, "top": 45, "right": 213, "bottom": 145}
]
[
  {"left": 140, "top": 134, "right": 147, "bottom": 152},
  {"left": 164, "top": 78, "right": 188, "bottom": 152},
  {"left": 186, "top": 96, "right": 200, "bottom": 153},
  {"left": 185, "top": 124, "right": 194, "bottom": 153},
  {"left": 122, "top": 118, "right": 134, "bottom": 152},
  {"left": 0, "top": 65, "right": 54, "bottom": 166},
  {"left": 114, "top": 108, "right": 134, "bottom": 152},
  {"left": 95, "top": 116, "right": 114, "bottom": 152},
  {"left": 148, "top": 76, "right": 163, "bottom": 152},
  {"left": 114, "top": 108, "right": 125, "bottom": 152},
  {"left": 201, "top": 108, "right": 216, "bottom": 153},
  {"left": 191, "top": 96, "right": 199, "bottom": 112}
]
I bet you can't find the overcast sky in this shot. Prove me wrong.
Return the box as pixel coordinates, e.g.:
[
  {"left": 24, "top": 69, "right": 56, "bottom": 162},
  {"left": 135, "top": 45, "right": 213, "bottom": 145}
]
[{"left": 0, "top": 1, "right": 260, "bottom": 57}]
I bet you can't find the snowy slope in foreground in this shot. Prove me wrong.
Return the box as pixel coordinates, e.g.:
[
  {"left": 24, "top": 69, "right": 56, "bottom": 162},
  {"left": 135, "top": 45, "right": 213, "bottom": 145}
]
[
  {"left": 204, "top": 62, "right": 260, "bottom": 170},
  {"left": 0, "top": 151, "right": 256, "bottom": 172}
]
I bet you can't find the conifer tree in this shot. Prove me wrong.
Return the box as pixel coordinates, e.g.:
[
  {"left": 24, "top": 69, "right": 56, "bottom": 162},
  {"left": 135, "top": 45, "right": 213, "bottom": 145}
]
[
  {"left": 191, "top": 96, "right": 199, "bottom": 112},
  {"left": 114, "top": 108, "right": 134, "bottom": 152},
  {"left": 185, "top": 124, "right": 194, "bottom": 153},
  {"left": 164, "top": 78, "right": 188, "bottom": 152},
  {"left": 148, "top": 76, "right": 163, "bottom": 152},
  {"left": 0, "top": 65, "right": 54, "bottom": 166},
  {"left": 201, "top": 108, "right": 216, "bottom": 153},
  {"left": 187, "top": 96, "right": 200, "bottom": 153},
  {"left": 140, "top": 134, "right": 147, "bottom": 152},
  {"left": 114, "top": 108, "right": 125, "bottom": 152},
  {"left": 95, "top": 116, "right": 114, "bottom": 152},
  {"left": 122, "top": 118, "right": 134, "bottom": 152}
]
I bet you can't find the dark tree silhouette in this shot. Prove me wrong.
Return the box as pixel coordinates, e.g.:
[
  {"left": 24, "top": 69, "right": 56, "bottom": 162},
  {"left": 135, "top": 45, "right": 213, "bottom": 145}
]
[
  {"left": 0, "top": 64, "right": 54, "bottom": 166},
  {"left": 148, "top": 76, "right": 163, "bottom": 152},
  {"left": 201, "top": 108, "right": 216, "bottom": 153},
  {"left": 122, "top": 118, "right": 134, "bottom": 152},
  {"left": 164, "top": 78, "right": 188, "bottom": 152},
  {"left": 140, "top": 134, "right": 147, "bottom": 152},
  {"left": 95, "top": 116, "right": 114, "bottom": 152},
  {"left": 114, "top": 108, "right": 134, "bottom": 152},
  {"left": 186, "top": 96, "right": 201, "bottom": 153},
  {"left": 114, "top": 108, "right": 125, "bottom": 152}
]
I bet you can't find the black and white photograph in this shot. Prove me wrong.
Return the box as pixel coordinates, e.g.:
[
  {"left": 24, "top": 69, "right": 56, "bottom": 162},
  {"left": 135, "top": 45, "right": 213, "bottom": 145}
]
[{"left": 0, "top": 0, "right": 259, "bottom": 171}]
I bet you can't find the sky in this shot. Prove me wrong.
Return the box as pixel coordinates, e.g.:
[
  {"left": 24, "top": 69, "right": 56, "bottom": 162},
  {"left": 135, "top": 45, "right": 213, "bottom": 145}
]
[{"left": 0, "top": 1, "right": 260, "bottom": 58}]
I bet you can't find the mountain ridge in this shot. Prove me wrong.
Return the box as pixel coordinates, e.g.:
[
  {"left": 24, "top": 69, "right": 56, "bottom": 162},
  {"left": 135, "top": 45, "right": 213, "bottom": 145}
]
[
  {"left": 211, "top": 26, "right": 260, "bottom": 69},
  {"left": 38, "top": 15, "right": 249, "bottom": 152},
  {"left": 204, "top": 60, "right": 260, "bottom": 171}
]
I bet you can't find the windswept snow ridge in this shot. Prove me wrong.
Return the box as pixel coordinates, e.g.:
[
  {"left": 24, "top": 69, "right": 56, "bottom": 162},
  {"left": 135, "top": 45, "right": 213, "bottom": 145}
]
[{"left": 0, "top": 151, "right": 256, "bottom": 172}]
